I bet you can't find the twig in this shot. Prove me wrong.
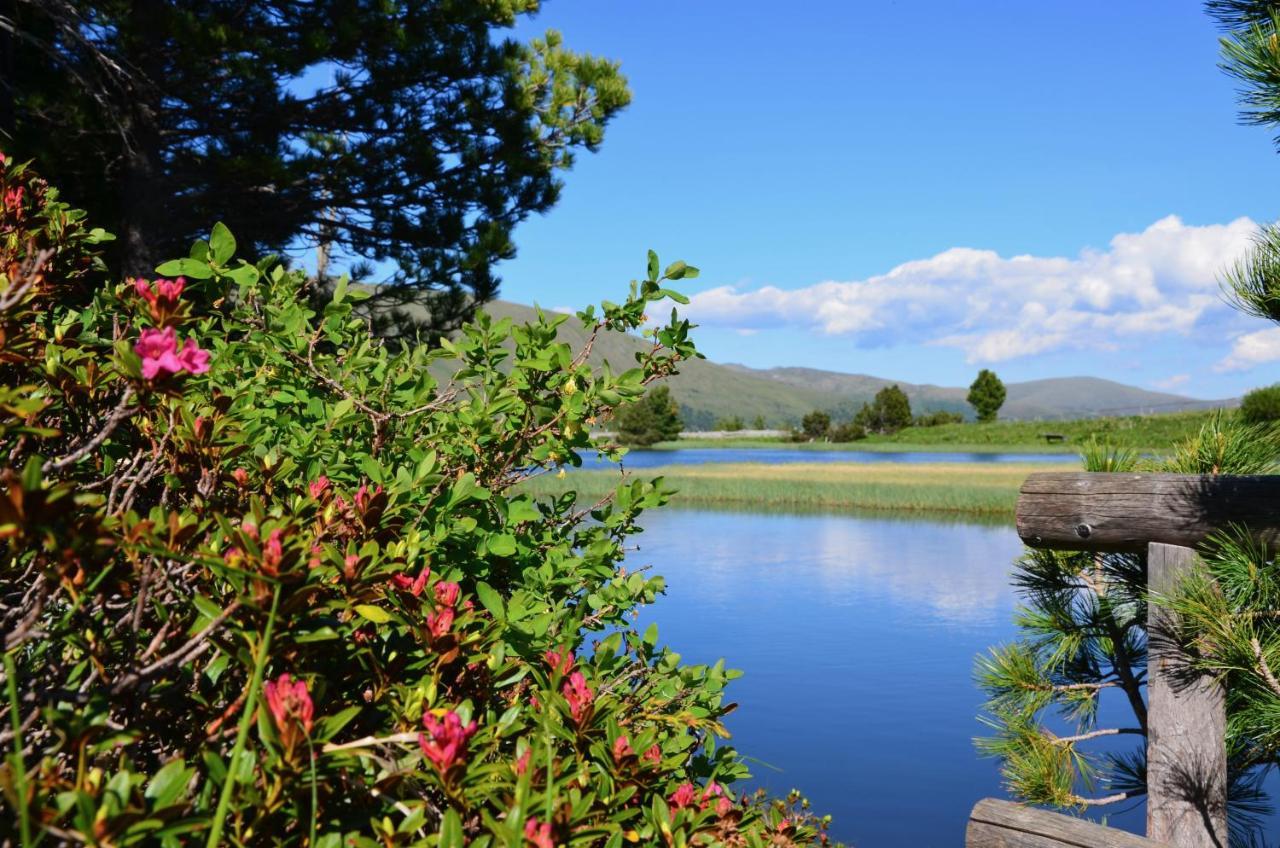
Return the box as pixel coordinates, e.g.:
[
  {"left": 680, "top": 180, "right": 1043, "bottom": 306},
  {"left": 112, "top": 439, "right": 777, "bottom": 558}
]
[{"left": 1251, "top": 637, "right": 1280, "bottom": 698}]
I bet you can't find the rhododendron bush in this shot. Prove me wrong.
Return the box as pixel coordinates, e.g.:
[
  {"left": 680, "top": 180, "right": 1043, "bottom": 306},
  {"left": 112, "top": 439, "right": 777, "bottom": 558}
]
[{"left": 0, "top": 155, "right": 832, "bottom": 847}]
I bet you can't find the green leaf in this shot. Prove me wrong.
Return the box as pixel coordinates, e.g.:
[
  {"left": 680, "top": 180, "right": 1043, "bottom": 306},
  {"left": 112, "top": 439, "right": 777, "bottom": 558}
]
[
  {"left": 333, "top": 277, "right": 349, "bottom": 304},
  {"left": 647, "top": 250, "right": 659, "bottom": 282},
  {"left": 155, "top": 258, "right": 213, "bottom": 279},
  {"left": 145, "top": 760, "right": 192, "bottom": 808},
  {"left": 488, "top": 533, "right": 517, "bottom": 556},
  {"left": 209, "top": 222, "right": 236, "bottom": 266},
  {"left": 224, "top": 264, "right": 259, "bottom": 287},
  {"left": 475, "top": 581, "right": 505, "bottom": 621},
  {"left": 354, "top": 604, "right": 391, "bottom": 624}
]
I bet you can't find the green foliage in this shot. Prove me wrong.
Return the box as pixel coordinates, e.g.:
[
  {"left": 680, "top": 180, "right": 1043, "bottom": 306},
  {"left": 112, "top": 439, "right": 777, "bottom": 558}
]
[
  {"left": 799, "top": 410, "right": 832, "bottom": 441},
  {"left": 967, "top": 369, "right": 1007, "bottom": 423},
  {"left": 10, "top": 2, "right": 630, "bottom": 336},
  {"left": 1158, "top": 410, "right": 1279, "bottom": 474},
  {"left": 613, "top": 384, "right": 683, "bottom": 446},
  {"left": 829, "top": 421, "right": 867, "bottom": 443},
  {"left": 913, "top": 410, "right": 965, "bottom": 427},
  {"left": 1241, "top": 383, "right": 1280, "bottom": 424},
  {"left": 751, "top": 415, "right": 767, "bottom": 430},
  {"left": 0, "top": 159, "right": 832, "bottom": 846},
  {"left": 853, "top": 385, "right": 912, "bottom": 435},
  {"left": 716, "top": 415, "right": 745, "bottom": 432}
]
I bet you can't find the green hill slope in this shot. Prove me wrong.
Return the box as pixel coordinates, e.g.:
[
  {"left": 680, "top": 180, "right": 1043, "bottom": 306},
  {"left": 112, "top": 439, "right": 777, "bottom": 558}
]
[{"left": 479, "top": 301, "right": 1232, "bottom": 428}]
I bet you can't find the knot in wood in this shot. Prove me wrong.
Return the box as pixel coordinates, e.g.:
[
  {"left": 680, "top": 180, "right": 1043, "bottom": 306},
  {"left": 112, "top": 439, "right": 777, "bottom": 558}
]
[{"left": 1074, "top": 523, "right": 1092, "bottom": 539}]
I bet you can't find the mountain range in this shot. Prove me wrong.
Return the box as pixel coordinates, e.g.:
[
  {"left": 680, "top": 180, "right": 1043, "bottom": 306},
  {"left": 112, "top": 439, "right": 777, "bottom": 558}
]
[{"left": 481, "top": 301, "right": 1233, "bottom": 428}]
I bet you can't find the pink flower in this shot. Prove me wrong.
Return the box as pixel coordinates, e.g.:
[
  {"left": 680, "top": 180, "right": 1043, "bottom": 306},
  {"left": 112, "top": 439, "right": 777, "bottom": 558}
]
[
  {"left": 668, "top": 782, "right": 697, "bottom": 811},
  {"left": 391, "top": 568, "right": 430, "bottom": 597},
  {"left": 418, "top": 710, "right": 478, "bottom": 776},
  {"left": 232, "top": 468, "right": 249, "bottom": 487},
  {"left": 716, "top": 796, "right": 733, "bottom": 817},
  {"left": 4, "top": 186, "right": 24, "bottom": 211},
  {"left": 562, "top": 671, "right": 594, "bottom": 725},
  {"left": 523, "top": 818, "right": 553, "bottom": 848},
  {"left": 434, "top": 581, "right": 460, "bottom": 608},
  {"left": 515, "top": 748, "right": 532, "bottom": 775},
  {"left": 223, "top": 546, "right": 243, "bottom": 565},
  {"left": 543, "top": 648, "right": 574, "bottom": 676},
  {"left": 263, "top": 673, "right": 313, "bottom": 752},
  {"left": 308, "top": 476, "right": 330, "bottom": 499},
  {"left": 612, "top": 735, "right": 633, "bottom": 763},
  {"left": 354, "top": 483, "right": 382, "bottom": 512},
  {"left": 133, "top": 277, "right": 186, "bottom": 316},
  {"left": 700, "top": 781, "right": 726, "bottom": 809},
  {"left": 643, "top": 744, "right": 662, "bottom": 765},
  {"left": 135, "top": 327, "right": 210, "bottom": 380},
  {"left": 262, "top": 529, "right": 284, "bottom": 573},
  {"left": 426, "top": 607, "right": 455, "bottom": 640}
]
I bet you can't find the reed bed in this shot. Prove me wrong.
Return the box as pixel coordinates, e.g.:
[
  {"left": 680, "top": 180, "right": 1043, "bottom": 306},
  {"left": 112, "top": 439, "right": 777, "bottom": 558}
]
[{"left": 523, "top": 461, "right": 1066, "bottom": 516}]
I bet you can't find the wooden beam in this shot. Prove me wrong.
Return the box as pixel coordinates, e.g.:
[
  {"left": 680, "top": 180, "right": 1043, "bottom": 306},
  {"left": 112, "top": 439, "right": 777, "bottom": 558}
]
[
  {"left": 966, "top": 798, "right": 1166, "bottom": 847},
  {"left": 1147, "top": 544, "right": 1227, "bottom": 848},
  {"left": 1016, "top": 472, "right": 1280, "bottom": 553}
]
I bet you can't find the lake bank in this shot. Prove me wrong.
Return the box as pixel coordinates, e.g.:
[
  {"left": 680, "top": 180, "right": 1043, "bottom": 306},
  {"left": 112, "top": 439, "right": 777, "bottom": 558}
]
[{"left": 525, "top": 461, "right": 1066, "bottom": 516}]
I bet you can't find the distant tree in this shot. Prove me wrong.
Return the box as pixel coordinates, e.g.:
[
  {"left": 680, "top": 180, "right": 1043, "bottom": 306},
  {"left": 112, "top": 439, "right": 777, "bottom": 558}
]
[
  {"left": 1240, "top": 384, "right": 1280, "bottom": 423},
  {"left": 829, "top": 421, "right": 867, "bottom": 443},
  {"left": 967, "top": 369, "right": 1007, "bottom": 422},
  {"left": 6, "top": 1, "right": 630, "bottom": 338},
  {"left": 800, "top": 410, "right": 832, "bottom": 441},
  {"left": 614, "top": 385, "right": 682, "bottom": 446},
  {"left": 854, "top": 385, "right": 913, "bottom": 434},
  {"left": 751, "top": 414, "right": 767, "bottom": 430},
  {"left": 717, "top": 415, "right": 745, "bottom": 432},
  {"left": 914, "top": 410, "right": 964, "bottom": 427}
]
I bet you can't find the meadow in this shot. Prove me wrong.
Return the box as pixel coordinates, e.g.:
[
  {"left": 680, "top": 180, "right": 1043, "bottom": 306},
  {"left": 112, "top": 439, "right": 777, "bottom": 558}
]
[
  {"left": 524, "top": 461, "right": 1066, "bottom": 516},
  {"left": 646, "top": 409, "right": 1222, "bottom": 454}
]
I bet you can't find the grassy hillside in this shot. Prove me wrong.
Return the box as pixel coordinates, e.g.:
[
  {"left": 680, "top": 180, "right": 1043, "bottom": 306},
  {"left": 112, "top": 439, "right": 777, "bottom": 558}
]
[{"left": 479, "top": 301, "right": 1230, "bottom": 429}]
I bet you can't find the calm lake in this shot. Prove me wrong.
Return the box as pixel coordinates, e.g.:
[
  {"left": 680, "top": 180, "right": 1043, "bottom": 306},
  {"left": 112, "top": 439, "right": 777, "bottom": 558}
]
[
  {"left": 583, "top": 447, "right": 1077, "bottom": 469},
  {"left": 628, "top": 507, "right": 1146, "bottom": 847}
]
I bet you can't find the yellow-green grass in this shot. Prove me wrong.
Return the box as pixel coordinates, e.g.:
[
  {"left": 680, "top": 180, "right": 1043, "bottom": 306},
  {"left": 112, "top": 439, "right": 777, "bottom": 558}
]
[{"left": 523, "top": 461, "right": 1066, "bottom": 517}]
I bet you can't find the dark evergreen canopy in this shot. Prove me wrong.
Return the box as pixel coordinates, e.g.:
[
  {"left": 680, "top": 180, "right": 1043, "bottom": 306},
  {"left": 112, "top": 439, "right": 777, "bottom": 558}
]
[{"left": 2, "top": 0, "right": 629, "bottom": 333}]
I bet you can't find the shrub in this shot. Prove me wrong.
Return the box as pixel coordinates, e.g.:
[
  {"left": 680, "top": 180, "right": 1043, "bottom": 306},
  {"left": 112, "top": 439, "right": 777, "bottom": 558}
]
[
  {"left": 829, "top": 422, "right": 867, "bottom": 443},
  {"left": 1240, "top": 383, "right": 1280, "bottom": 424},
  {"left": 716, "top": 415, "right": 744, "bottom": 432},
  {"left": 913, "top": 410, "right": 964, "bottom": 427},
  {"left": 853, "top": 385, "right": 912, "bottom": 435},
  {"left": 967, "top": 369, "right": 1006, "bottom": 423},
  {"left": 613, "top": 384, "right": 683, "bottom": 446},
  {"left": 799, "top": 410, "right": 832, "bottom": 441},
  {"left": 0, "top": 157, "right": 832, "bottom": 846}
]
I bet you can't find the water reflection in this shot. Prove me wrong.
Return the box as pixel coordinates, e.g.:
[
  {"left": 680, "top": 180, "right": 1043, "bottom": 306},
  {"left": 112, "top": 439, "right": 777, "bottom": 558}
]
[{"left": 627, "top": 507, "right": 1130, "bottom": 847}]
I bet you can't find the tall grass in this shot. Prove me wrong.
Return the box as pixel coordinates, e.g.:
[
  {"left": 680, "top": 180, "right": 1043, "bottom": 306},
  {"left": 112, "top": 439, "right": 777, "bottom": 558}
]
[{"left": 524, "top": 462, "right": 1062, "bottom": 517}]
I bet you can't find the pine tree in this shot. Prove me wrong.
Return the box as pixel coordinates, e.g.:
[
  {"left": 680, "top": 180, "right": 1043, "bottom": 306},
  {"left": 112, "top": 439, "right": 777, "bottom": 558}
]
[
  {"left": 613, "top": 385, "right": 682, "bottom": 447},
  {"left": 2, "top": 1, "right": 629, "bottom": 337},
  {"left": 967, "top": 369, "right": 1007, "bottom": 423},
  {"left": 853, "top": 385, "right": 912, "bottom": 434}
]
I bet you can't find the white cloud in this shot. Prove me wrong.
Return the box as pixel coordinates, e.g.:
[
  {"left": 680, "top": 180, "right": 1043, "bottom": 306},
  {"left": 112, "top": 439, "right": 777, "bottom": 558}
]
[
  {"left": 1152, "top": 374, "right": 1190, "bottom": 390},
  {"left": 687, "top": 215, "right": 1258, "bottom": 363},
  {"left": 1216, "top": 327, "right": 1280, "bottom": 372}
]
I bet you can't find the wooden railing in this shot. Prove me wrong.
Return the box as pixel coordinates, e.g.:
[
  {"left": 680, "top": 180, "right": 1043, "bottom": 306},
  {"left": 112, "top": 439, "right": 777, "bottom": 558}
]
[{"left": 965, "top": 471, "right": 1280, "bottom": 848}]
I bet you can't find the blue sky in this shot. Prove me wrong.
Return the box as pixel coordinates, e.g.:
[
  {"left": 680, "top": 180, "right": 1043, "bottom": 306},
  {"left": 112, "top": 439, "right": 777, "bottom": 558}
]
[{"left": 488, "top": 0, "right": 1280, "bottom": 399}]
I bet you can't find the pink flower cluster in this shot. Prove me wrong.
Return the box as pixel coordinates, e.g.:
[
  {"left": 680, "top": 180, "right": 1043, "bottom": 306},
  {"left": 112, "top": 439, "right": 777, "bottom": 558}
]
[
  {"left": 135, "top": 326, "right": 210, "bottom": 380},
  {"left": 264, "top": 673, "right": 314, "bottom": 753},
  {"left": 523, "top": 818, "right": 553, "bottom": 848},
  {"left": 668, "top": 781, "right": 733, "bottom": 817},
  {"left": 419, "top": 710, "right": 478, "bottom": 776},
  {"left": 426, "top": 580, "right": 461, "bottom": 640},
  {"left": 562, "top": 671, "right": 594, "bottom": 725}
]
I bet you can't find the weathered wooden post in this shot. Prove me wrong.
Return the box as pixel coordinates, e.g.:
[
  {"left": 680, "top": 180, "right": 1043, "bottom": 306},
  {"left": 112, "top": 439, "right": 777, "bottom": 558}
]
[{"left": 1003, "top": 471, "right": 1280, "bottom": 848}]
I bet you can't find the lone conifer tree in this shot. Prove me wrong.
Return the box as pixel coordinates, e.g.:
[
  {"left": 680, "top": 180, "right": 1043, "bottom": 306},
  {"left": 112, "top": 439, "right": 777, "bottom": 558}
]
[{"left": 967, "top": 369, "right": 1006, "bottom": 422}]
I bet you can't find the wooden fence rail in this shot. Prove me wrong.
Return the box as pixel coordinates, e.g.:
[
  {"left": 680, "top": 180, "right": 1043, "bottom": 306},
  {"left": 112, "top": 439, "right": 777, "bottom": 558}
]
[{"left": 965, "top": 472, "right": 1280, "bottom": 848}]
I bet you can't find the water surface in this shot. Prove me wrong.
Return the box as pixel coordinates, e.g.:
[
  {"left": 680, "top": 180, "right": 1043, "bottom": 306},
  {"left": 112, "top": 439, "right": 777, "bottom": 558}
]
[{"left": 628, "top": 507, "right": 1147, "bottom": 846}]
